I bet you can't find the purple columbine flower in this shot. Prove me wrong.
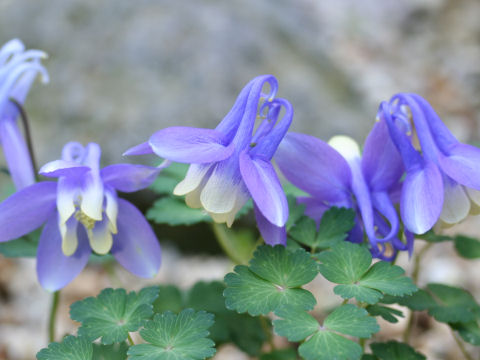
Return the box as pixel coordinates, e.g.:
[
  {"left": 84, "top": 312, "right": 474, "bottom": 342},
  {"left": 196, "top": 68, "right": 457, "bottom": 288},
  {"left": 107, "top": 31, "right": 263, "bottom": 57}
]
[
  {"left": 125, "top": 75, "right": 293, "bottom": 245},
  {"left": 0, "top": 142, "right": 162, "bottom": 291},
  {"left": 275, "top": 119, "right": 412, "bottom": 260},
  {"left": 378, "top": 93, "right": 480, "bottom": 233},
  {"left": 0, "top": 39, "right": 49, "bottom": 189}
]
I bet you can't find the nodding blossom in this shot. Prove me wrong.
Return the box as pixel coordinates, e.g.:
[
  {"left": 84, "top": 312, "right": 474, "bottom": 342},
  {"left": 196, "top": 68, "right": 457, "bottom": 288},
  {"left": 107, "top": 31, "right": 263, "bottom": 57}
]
[
  {"left": 378, "top": 93, "right": 480, "bottom": 233},
  {"left": 0, "top": 39, "right": 49, "bottom": 189},
  {"left": 275, "top": 119, "right": 412, "bottom": 260},
  {"left": 0, "top": 142, "right": 162, "bottom": 291},
  {"left": 125, "top": 75, "right": 293, "bottom": 245}
]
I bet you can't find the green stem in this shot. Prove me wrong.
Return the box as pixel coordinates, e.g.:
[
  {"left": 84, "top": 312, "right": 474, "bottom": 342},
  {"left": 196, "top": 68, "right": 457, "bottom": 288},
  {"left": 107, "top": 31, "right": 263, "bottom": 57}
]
[
  {"left": 403, "top": 242, "right": 433, "bottom": 343},
  {"left": 451, "top": 329, "right": 473, "bottom": 360},
  {"left": 260, "top": 316, "right": 275, "bottom": 351},
  {"left": 210, "top": 223, "right": 244, "bottom": 264},
  {"left": 411, "top": 243, "right": 433, "bottom": 284},
  {"left": 48, "top": 291, "right": 60, "bottom": 343},
  {"left": 127, "top": 333, "right": 135, "bottom": 346},
  {"left": 104, "top": 262, "right": 123, "bottom": 288},
  {"left": 359, "top": 338, "right": 366, "bottom": 352},
  {"left": 341, "top": 299, "right": 349, "bottom": 305},
  {"left": 9, "top": 98, "right": 38, "bottom": 177}
]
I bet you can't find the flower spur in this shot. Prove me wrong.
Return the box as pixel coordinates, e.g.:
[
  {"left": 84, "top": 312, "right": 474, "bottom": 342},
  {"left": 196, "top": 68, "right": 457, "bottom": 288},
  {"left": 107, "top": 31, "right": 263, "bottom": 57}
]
[
  {"left": 125, "top": 75, "right": 293, "bottom": 245},
  {"left": 0, "top": 39, "right": 48, "bottom": 189}
]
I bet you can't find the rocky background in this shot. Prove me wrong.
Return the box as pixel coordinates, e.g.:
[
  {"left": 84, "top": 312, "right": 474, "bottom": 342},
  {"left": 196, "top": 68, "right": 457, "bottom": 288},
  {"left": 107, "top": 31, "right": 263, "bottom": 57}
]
[{"left": 0, "top": 0, "right": 480, "bottom": 359}]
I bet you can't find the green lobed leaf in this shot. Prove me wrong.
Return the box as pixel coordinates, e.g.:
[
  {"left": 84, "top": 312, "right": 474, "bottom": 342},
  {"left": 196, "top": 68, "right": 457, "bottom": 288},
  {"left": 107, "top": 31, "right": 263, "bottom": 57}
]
[
  {"left": 366, "top": 305, "right": 403, "bottom": 323},
  {"left": 315, "top": 207, "right": 356, "bottom": 247},
  {"left": 224, "top": 265, "right": 316, "bottom": 316},
  {"left": 273, "top": 307, "right": 319, "bottom": 341},
  {"left": 127, "top": 309, "right": 216, "bottom": 360},
  {"left": 369, "top": 341, "right": 426, "bottom": 360},
  {"left": 70, "top": 287, "right": 159, "bottom": 344},
  {"left": 249, "top": 245, "right": 319, "bottom": 288},
  {"left": 451, "top": 321, "right": 480, "bottom": 345},
  {"left": 152, "top": 285, "right": 183, "bottom": 314},
  {"left": 426, "top": 283, "right": 480, "bottom": 323},
  {"left": 0, "top": 230, "right": 40, "bottom": 258},
  {"left": 185, "top": 281, "right": 265, "bottom": 355},
  {"left": 224, "top": 246, "right": 318, "bottom": 315},
  {"left": 359, "top": 262, "right": 417, "bottom": 297},
  {"left": 334, "top": 284, "right": 383, "bottom": 304},
  {"left": 147, "top": 197, "right": 211, "bottom": 226},
  {"left": 288, "top": 208, "right": 355, "bottom": 251},
  {"left": 299, "top": 331, "right": 362, "bottom": 360},
  {"left": 36, "top": 336, "right": 92, "bottom": 360},
  {"left": 274, "top": 305, "right": 378, "bottom": 360},
  {"left": 285, "top": 195, "right": 306, "bottom": 231},
  {"left": 324, "top": 304, "right": 379, "bottom": 338},
  {"left": 92, "top": 343, "right": 128, "bottom": 360},
  {"left": 454, "top": 235, "right": 480, "bottom": 259},
  {"left": 259, "top": 348, "right": 298, "bottom": 360},
  {"left": 150, "top": 163, "right": 188, "bottom": 195},
  {"left": 317, "top": 242, "right": 371, "bottom": 285},
  {"left": 381, "top": 289, "right": 436, "bottom": 311},
  {"left": 289, "top": 216, "right": 317, "bottom": 248},
  {"left": 416, "top": 230, "right": 453, "bottom": 243},
  {"left": 319, "top": 242, "right": 417, "bottom": 304}
]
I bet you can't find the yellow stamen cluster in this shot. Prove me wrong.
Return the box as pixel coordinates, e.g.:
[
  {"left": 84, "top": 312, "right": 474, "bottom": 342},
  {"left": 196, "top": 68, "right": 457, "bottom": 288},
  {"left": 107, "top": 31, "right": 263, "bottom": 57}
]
[{"left": 74, "top": 210, "right": 96, "bottom": 230}]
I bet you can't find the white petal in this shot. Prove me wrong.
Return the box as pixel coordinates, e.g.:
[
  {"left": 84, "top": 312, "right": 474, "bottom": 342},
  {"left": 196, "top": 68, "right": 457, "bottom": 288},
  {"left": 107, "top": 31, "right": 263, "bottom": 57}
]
[
  {"left": 59, "top": 216, "right": 79, "bottom": 256},
  {"left": 87, "top": 219, "right": 113, "bottom": 255},
  {"left": 209, "top": 189, "right": 248, "bottom": 227},
  {"left": 465, "top": 187, "right": 480, "bottom": 215},
  {"left": 57, "top": 177, "right": 79, "bottom": 225},
  {"left": 80, "top": 171, "right": 104, "bottom": 221},
  {"left": 185, "top": 186, "right": 203, "bottom": 208},
  {"left": 328, "top": 135, "right": 361, "bottom": 162},
  {"left": 105, "top": 188, "right": 118, "bottom": 234},
  {"left": 174, "top": 164, "right": 211, "bottom": 196},
  {"left": 200, "top": 164, "right": 240, "bottom": 214},
  {"left": 439, "top": 177, "right": 470, "bottom": 225}
]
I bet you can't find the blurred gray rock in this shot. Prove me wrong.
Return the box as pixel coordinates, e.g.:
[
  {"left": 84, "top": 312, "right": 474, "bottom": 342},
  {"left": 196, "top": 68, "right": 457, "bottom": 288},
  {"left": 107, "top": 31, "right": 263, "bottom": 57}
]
[{"left": 2, "top": 0, "right": 478, "bottom": 168}]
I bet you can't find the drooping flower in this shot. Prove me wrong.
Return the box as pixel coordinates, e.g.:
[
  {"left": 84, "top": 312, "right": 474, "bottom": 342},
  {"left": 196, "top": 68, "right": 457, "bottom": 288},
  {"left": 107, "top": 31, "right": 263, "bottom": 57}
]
[
  {"left": 0, "top": 39, "right": 49, "bottom": 189},
  {"left": 378, "top": 93, "right": 480, "bottom": 233},
  {"left": 125, "top": 75, "right": 293, "bottom": 245},
  {"left": 0, "top": 142, "right": 162, "bottom": 291},
  {"left": 275, "top": 119, "right": 412, "bottom": 260}
]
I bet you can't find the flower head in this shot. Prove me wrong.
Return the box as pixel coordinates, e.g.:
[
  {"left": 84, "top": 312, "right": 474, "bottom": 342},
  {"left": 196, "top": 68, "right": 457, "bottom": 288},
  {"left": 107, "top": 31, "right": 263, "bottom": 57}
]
[
  {"left": 125, "top": 75, "right": 293, "bottom": 245},
  {"left": 0, "top": 142, "right": 161, "bottom": 291},
  {"left": 275, "top": 118, "right": 411, "bottom": 260},
  {"left": 378, "top": 93, "right": 480, "bottom": 233},
  {"left": 0, "top": 39, "right": 49, "bottom": 189}
]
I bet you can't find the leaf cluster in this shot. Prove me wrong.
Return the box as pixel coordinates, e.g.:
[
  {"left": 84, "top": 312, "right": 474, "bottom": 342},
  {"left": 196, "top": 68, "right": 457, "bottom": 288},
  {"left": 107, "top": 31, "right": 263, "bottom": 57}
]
[{"left": 36, "top": 286, "right": 216, "bottom": 360}]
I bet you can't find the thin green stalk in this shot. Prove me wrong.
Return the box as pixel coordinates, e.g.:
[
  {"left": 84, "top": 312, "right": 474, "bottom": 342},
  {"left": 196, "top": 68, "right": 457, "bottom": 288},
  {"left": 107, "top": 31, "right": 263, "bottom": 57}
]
[
  {"left": 210, "top": 223, "right": 245, "bottom": 264},
  {"left": 411, "top": 243, "right": 433, "bottom": 283},
  {"left": 451, "top": 330, "right": 473, "bottom": 360},
  {"left": 104, "top": 262, "right": 123, "bottom": 288},
  {"left": 359, "top": 338, "right": 366, "bottom": 352},
  {"left": 9, "top": 98, "right": 38, "bottom": 176},
  {"left": 48, "top": 291, "right": 60, "bottom": 343},
  {"left": 260, "top": 316, "right": 275, "bottom": 351},
  {"left": 127, "top": 333, "right": 135, "bottom": 346},
  {"left": 403, "top": 242, "right": 433, "bottom": 343}
]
